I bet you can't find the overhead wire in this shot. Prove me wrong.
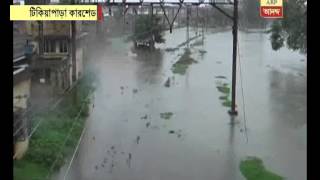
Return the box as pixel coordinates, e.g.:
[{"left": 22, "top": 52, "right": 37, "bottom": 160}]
[
  {"left": 45, "top": 90, "right": 93, "bottom": 179},
  {"left": 237, "top": 22, "right": 249, "bottom": 143}
]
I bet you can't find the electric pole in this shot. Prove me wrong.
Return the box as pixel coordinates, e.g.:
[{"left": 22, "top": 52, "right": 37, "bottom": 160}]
[{"left": 229, "top": 0, "right": 238, "bottom": 116}]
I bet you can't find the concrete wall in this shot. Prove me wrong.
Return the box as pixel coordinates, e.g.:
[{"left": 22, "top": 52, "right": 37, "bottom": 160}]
[
  {"left": 76, "top": 47, "right": 83, "bottom": 80},
  {"left": 13, "top": 79, "right": 31, "bottom": 112},
  {"left": 13, "top": 75, "right": 31, "bottom": 160}
]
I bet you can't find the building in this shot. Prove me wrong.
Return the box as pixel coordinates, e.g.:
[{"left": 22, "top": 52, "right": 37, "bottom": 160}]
[{"left": 26, "top": 21, "right": 87, "bottom": 107}]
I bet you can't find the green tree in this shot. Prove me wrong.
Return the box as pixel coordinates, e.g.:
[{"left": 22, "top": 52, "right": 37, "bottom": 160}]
[
  {"left": 132, "top": 15, "right": 166, "bottom": 49},
  {"left": 241, "top": 0, "right": 267, "bottom": 28},
  {"left": 268, "top": 0, "right": 307, "bottom": 54}
]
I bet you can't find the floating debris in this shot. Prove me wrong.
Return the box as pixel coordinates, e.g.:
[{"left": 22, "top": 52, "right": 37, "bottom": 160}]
[
  {"left": 127, "top": 153, "right": 132, "bottom": 168},
  {"left": 136, "top": 136, "right": 140, "bottom": 144},
  {"left": 92, "top": 136, "right": 95, "bottom": 140},
  {"left": 101, "top": 164, "right": 105, "bottom": 168},
  {"left": 95, "top": 165, "right": 98, "bottom": 170},
  {"left": 165, "top": 47, "right": 179, "bottom": 52},
  {"left": 169, "top": 130, "right": 175, "bottom": 134},
  {"left": 111, "top": 146, "right": 115, "bottom": 150},
  {"left": 160, "top": 112, "right": 173, "bottom": 120},
  {"left": 146, "top": 122, "right": 151, "bottom": 128},
  {"left": 141, "top": 114, "right": 148, "bottom": 120},
  {"left": 164, "top": 78, "right": 170, "bottom": 87},
  {"left": 120, "top": 86, "right": 124, "bottom": 90},
  {"left": 133, "top": 89, "right": 138, "bottom": 94},
  {"left": 216, "top": 61, "right": 222, "bottom": 64}
]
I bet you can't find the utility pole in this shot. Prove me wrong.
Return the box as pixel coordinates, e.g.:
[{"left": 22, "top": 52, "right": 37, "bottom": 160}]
[
  {"left": 196, "top": 6, "right": 198, "bottom": 36},
  {"left": 186, "top": 6, "right": 190, "bottom": 48},
  {"left": 229, "top": 0, "right": 238, "bottom": 116},
  {"left": 71, "top": 0, "right": 77, "bottom": 82},
  {"left": 38, "top": 21, "right": 43, "bottom": 55}
]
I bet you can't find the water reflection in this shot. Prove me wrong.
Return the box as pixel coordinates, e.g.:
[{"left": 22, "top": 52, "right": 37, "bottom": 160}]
[
  {"left": 268, "top": 69, "right": 306, "bottom": 128},
  {"left": 133, "top": 48, "right": 164, "bottom": 85},
  {"left": 223, "top": 116, "right": 238, "bottom": 180}
]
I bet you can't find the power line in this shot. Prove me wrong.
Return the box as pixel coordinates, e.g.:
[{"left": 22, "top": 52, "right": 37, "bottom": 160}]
[
  {"left": 237, "top": 33, "right": 248, "bottom": 143},
  {"left": 28, "top": 79, "right": 82, "bottom": 139},
  {"left": 14, "top": 76, "right": 83, "bottom": 139},
  {"left": 46, "top": 90, "right": 93, "bottom": 179}
]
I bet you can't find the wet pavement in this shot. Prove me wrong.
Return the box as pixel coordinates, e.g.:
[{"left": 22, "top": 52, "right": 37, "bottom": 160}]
[{"left": 57, "top": 27, "right": 306, "bottom": 180}]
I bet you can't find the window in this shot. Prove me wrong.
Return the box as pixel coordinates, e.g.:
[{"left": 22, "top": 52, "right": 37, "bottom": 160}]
[
  {"left": 44, "top": 39, "right": 56, "bottom": 53},
  {"left": 59, "top": 40, "right": 68, "bottom": 53},
  {"left": 45, "top": 68, "right": 51, "bottom": 84}
]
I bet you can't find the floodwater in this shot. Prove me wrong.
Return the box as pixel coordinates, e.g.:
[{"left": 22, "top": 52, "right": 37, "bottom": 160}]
[{"left": 56, "top": 27, "right": 306, "bottom": 180}]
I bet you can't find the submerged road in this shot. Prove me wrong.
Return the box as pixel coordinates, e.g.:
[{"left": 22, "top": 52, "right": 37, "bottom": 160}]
[{"left": 56, "top": 28, "right": 306, "bottom": 180}]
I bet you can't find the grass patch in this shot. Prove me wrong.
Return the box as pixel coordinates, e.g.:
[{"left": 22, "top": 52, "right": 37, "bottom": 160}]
[
  {"left": 240, "top": 157, "right": 283, "bottom": 180},
  {"left": 160, "top": 112, "right": 173, "bottom": 120},
  {"left": 14, "top": 161, "right": 49, "bottom": 180},
  {"left": 216, "top": 84, "right": 230, "bottom": 94},
  {"left": 171, "top": 49, "right": 198, "bottom": 75},
  {"left": 222, "top": 99, "right": 232, "bottom": 107},
  {"left": 219, "top": 95, "right": 228, "bottom": 100},
  {"left": 14, "top": 70, "right": 96, "bottom": 179},
  {"left": 216, "top": 81, "right": 232, "bottom": 107}
]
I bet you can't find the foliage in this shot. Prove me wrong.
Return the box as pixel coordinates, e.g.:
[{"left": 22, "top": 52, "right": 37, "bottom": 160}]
[
  {"left": 160, "top": 112, "right": 173, "bottom": 120},
  {"left": 240, "top": 157, "right": 283, "bottom": 180},
  {"left": 131, "top": 15, "right": 166, "bottom": 47},
  {"left": 216, "top": 81, "right": 232, "bottom": 107},
  {"left": 241, "top": 0, "right": 267, "bottom": 28},
  {"left": 268, "top": 0, "right": 307, "bottom": 54},
  {"left": 14, "top": 72, "right": 95, "bottom": 180}
]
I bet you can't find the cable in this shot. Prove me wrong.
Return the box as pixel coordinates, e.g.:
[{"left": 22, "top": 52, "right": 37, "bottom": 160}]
[
  {"left": 46, "top": 90, "right": 93, "bottom": 179},
  {"left": 14, "top": 78, "right": 81, "bottom": 139},
  {"left": 27, "top": 79, "right": 81, "bottom": 139},
  {"left": 237, "top": 32, "right": 248, "bottom": 143}
]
